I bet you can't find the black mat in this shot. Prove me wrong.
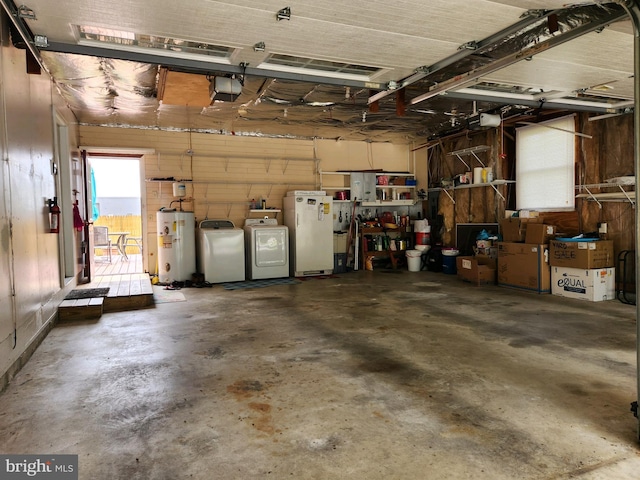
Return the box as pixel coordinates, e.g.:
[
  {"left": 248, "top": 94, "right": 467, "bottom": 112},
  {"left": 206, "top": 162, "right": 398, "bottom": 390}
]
[
  {"left": 297, "top": 274, "right": 340, "bottom": 281},
  {"left": 65, "top": 288, "right": 110, "bottom": 300},
  {"left": 222, "top": 278, "right": 301, "bottom": 290}
]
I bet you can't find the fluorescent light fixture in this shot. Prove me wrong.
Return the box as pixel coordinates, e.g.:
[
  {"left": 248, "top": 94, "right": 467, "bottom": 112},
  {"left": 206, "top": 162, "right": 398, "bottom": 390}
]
[
  {"left": 75, "top": 25, "right": 235, "bottom": 60},
  {"left": 261, "top": 53, "right": 380, "bottom": 81}
]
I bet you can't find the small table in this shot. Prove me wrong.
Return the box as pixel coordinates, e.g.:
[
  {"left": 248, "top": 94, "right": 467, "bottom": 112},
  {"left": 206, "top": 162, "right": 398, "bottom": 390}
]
[{"left": 108, "top": 232, "right": 130, "bottom": 260}]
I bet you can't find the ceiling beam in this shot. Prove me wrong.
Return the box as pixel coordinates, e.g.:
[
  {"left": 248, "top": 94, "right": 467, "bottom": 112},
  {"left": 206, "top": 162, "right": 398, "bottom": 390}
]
[
  {"left": 367, "top": 8, "right": 559, "bottom": 105},
  {"left": 409, "top": 7, "right": 629, "bottom": 107},
  {"left": 45, "top": 41, "right": 384, "bottom": 90},
  {"left": 448, "top": 88, "right": 630, "bottom": 113}
]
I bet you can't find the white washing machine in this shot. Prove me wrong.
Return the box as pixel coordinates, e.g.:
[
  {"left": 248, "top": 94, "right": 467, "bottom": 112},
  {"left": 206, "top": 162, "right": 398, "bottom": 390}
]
[
  {"left": 197, "top": 220, "right": 245, "bottom": 283},
  {"left": 244, "top": 218, "right": 289, "bottom": 280}
]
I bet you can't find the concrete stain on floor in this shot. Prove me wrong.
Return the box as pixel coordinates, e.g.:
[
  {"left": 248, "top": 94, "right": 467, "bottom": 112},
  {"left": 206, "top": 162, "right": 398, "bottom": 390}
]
[{"left": 0, "top": 270, "right": 639, "bottom": 479}]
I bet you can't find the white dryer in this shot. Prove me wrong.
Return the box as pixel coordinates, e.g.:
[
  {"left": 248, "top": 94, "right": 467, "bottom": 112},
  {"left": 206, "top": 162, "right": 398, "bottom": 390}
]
[
  {"left": 244, "top": 218, "right": 289, "bottom": 280},
  {"left": 197, "top": 220, "right": 245, "bottom": 283}
]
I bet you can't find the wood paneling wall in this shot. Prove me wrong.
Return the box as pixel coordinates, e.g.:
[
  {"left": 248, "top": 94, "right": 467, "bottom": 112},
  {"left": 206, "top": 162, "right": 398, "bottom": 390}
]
[
  {"left": 429, "top": 129, "right": 508, "bottom": 246},
  {"left": 79, "top": 126, "right": 412, "bottom": 272},
  {"left": 427, "top": 113, "right": 635, "bottom": 257},
  {"left": 578, "top": 114, "right": 635, "bottom": 253}
]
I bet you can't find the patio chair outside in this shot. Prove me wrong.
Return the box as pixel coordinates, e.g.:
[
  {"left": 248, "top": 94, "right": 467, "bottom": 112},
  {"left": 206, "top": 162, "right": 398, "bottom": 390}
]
[{"left": 94, "top": 226, "right": 112, "bottom": 263}]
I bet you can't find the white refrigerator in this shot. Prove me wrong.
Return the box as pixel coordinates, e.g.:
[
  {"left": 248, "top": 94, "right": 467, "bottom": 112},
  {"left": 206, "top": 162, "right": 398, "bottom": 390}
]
[{"left": 283, "top": 191, "right": 334, "bottom": 277}]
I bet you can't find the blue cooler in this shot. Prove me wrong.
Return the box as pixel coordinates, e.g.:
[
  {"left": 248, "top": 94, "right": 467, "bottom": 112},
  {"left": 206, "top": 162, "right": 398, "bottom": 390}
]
[{"left": 442, "top": 248, "right": 459, "bottom": 274}]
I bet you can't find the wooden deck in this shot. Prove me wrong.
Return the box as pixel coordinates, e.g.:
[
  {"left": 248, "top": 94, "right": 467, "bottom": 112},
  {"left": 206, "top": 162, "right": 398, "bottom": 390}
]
[
  {"left": 59, "top": 254, "right": 153, "bottom": 321},
  {"left": 95, "top": 253, "right": 143, "bottom": 276},
  {"left": 89, "top": 273, "right": 154, "bottom": 312}
]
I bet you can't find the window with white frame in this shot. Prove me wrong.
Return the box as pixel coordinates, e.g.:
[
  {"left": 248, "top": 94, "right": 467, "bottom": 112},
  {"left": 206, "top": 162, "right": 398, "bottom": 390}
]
[{"left": 515, "top": 115, "right": 576, "bottom": 211}]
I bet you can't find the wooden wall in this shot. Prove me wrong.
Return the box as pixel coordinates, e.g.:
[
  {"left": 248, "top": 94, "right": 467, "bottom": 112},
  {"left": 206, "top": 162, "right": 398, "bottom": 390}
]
[
  {"left": 428, "top": 129, "right": 509, "bottom": 246},
  {"left": 426, "top": 113, "right": 635, "bottom": 254},
  {"left": 578, "top": 114, "right": 635, "bottom": 253},
  {"left": 81, "top": 112, "right": 634, "bottom": 273},
  {"left": 79, "top": 126, "right": 413, "bottom": 273}
]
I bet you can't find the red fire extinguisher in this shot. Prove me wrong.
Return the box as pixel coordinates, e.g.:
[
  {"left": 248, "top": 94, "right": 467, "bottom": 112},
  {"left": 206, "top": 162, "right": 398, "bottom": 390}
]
[{"left": 49, "top": 197, "right": 60, "bottom": 234}]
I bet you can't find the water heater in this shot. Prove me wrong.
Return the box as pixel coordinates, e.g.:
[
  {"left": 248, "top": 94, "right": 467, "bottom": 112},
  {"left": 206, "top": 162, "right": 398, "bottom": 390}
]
[{"left": 156, "top": 211, "right": 196, "bottom": 283}]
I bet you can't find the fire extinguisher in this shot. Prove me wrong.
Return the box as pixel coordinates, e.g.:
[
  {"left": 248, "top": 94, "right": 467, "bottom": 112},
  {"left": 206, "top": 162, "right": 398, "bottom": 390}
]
[{"left": 49, "top": 197, "right": 60, "bottom": 233}]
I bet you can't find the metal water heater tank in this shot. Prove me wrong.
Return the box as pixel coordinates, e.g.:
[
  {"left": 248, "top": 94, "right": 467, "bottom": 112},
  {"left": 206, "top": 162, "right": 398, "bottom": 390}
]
[{"left": 156, "top": 211, "right": 196, "bottom": 283}]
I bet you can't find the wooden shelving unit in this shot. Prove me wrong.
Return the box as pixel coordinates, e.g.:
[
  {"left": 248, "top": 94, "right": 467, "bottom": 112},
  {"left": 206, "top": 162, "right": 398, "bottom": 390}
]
[
  {"left": 320, "top": 170, "right": 418, "bottom": 205},
  {"left": 360, "top": 226, "right": 409, "bottom": 269}
]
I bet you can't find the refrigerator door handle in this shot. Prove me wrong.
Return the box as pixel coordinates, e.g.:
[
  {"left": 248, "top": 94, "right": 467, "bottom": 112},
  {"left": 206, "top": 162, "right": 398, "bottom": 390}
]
[{"left": 296, "top": 213, "right": 299, "bottom": 227}]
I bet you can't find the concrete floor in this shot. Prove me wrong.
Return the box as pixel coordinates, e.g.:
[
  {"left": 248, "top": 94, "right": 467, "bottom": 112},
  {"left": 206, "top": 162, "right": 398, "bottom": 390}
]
[{"left": 1, "top": 270, "right": 639, "bottom": 479}]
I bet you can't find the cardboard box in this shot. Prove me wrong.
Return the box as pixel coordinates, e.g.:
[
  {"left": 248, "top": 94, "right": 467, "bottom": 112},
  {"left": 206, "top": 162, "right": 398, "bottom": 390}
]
[
  {"left": 525, "top": 223, "right": 556, "bottom": 245},
  {"left": 551, "top": 266, "right": 615, "bottom": 302},
  {"left": 500, "top": 217, "right": 540, "bottom": 243},
  {"left": 497, "top": 242, "right": 550, "bottom": 293},
  {"left": 549, "top": 240, "right": 614, "bottom": 269},
  {"left": 456, "top": 256, "right": 497, "bottom": 285}
]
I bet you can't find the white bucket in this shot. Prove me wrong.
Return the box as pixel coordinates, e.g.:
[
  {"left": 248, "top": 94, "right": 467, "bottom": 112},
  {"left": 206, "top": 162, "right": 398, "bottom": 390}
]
[
  {"left": 414, "top": 219, "right": 430, "bottom": 233},
  {"left": 406, "top": 250, "right": 422, "bottom": 272}
]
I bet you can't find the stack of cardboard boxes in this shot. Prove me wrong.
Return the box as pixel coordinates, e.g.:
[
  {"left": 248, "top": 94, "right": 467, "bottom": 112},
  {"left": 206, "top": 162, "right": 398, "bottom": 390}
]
[
  {"left": 549, "top": 240, "right": 615, "bottom": 302},
  {"left": 497, "top": 217, "right": 556, "bottom": 294},
  {"left": 492, "top": 214, "right": 615, "bottom": 302}
]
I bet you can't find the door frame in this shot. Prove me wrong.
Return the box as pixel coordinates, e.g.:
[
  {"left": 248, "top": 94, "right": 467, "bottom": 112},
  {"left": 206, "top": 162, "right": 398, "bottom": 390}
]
[
  {"left": 80, "top": 146, "right": 154, "bottom": 275},
  {"left": 53, "top": 110, "right": 74, "bottom": 286}
]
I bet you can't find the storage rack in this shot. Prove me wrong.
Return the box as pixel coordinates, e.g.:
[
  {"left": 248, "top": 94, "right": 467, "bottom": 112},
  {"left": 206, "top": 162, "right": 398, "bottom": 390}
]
[
  {"left": 319, "top": 170, "right": 417, "bottom": 206},
  {"left": 575, "top": 182, "right": 635, "bottom": 208},
  {"left": 447, "top": 145, "right": 491, "bottom": 169},
  {"left": 427, "top": 180, "right": 514, "bottom": 204}
]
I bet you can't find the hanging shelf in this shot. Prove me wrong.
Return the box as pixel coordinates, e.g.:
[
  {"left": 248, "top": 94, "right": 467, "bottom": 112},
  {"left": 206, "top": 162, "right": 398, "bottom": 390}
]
[
  {"left": 447, "top": 145, "right": 491, "bottom": 170},
  {"left": 575, "top": 182, "right": 635, "bottom": 208},
  {"left": 427, "top": 179, "right": 514, "bottom": 204}
]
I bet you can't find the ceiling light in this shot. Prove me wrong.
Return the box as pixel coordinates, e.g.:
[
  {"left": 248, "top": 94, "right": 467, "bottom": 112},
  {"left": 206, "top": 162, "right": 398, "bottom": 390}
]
[
  {"left": 276, "top": 7, "right": 291, "bottom": 21},
  {"left": 18, "top": 5, "right": 36, "bottom": 19},
  {"left": 253, "top": 41, "right": 265, "bottom": 52},
  {"left": 33, "top": 34, "right": 48, "bottom": 48}
]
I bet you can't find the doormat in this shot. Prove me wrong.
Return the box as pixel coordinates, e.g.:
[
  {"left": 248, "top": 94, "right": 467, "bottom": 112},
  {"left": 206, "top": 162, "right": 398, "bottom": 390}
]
[
  {"left": 65, "top": 288, "right": 110, "bottom": 300},
  {"left": 222, "top": 278, "right": 301, "bottom": 290},
  {"left": 153, "top": 286, "right": 186, "bottom": 303}
]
